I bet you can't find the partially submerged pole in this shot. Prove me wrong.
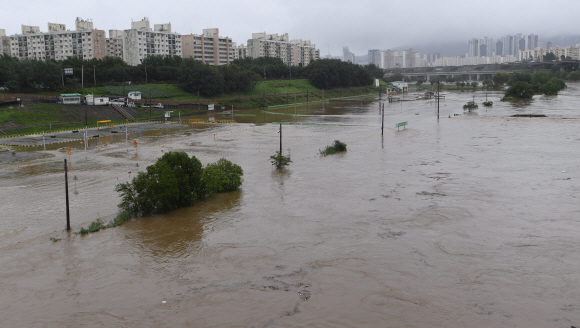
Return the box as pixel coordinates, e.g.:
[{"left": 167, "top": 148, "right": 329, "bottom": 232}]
[
  {"left": 381, "top": 103, "right": 384, "bottom": 136},
  {"left": 279, "top": 123, "right": 282, "bottom": 154},
  {"left": 437, "top": 81, "right": 440, "bottom": 120},
  {"left": 64, "top": 159, "right": 70, "bottom": 231},
  {"left": 84, "top": 126, "right": 87, "bottom": 160}
]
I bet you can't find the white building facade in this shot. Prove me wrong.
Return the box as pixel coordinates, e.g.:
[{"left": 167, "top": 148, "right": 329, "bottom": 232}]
[
  {"left": 122, "top": 18, "right": 182, "bottom": 66},
  {"left": 246, "top": 32, "right": 319, "bottom": 66},
  {"left": 181, "top": 28, "right": 236, "bottom": 66},
  {"left": 7, "top": 18, "right": 106, "bottom": 61}
]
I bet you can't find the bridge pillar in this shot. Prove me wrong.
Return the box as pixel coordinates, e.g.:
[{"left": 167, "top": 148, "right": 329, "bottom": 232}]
[
  {"left": 476, "top": 74, "right": 480, "bottom": 81},
  {"left": 426, "top": 74, "right": 430, "bottom": 81}
]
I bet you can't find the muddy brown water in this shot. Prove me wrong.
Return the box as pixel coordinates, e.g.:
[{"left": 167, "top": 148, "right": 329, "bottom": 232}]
[{"left": 1, "top": 84, "right": 580, "bottom": 327}]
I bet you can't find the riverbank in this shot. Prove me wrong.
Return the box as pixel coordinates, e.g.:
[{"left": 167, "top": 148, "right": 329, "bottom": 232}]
[{"left": 1, "top": 80, "right": 387, "bottom": 137}]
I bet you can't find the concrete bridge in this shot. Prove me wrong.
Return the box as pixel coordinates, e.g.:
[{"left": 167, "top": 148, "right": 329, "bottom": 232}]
[
  {"left": 384, "top": 60, "right": 580, "bottom": 81},
  {"left": 398, "top": 71, "right": 510, "bottom": 82}
]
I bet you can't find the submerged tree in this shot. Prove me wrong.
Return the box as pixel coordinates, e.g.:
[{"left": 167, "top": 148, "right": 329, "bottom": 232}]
[
  {"left": 116, "top": 152, "right": 243, "bottom": 216},
  {"left": 270, "top": 151, "right": 292, "bottom": 169}
]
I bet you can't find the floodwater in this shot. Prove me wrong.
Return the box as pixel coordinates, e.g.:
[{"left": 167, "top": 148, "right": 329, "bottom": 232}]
[{"left": 1, "top": 84, "right": 580, "bottom": 327}]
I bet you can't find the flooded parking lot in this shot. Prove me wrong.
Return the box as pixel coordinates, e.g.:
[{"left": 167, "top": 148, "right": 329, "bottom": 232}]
[{"left": 1, "top": 84, "right": 580, "bottom": 327}]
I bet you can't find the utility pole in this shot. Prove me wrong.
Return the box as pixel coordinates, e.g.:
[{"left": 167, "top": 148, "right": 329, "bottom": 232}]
[
  {"left": 126, "top": 125, "right": 128, "bottom": 152},
  {"left": 93, "top": 65, "right": 97, "bottom": 87},
  {"left": 294, "top": 83, "right": 297, "bottom": 118},
  {"left": 381, "top": 103, "right": 384, "bottom": 136},
  {"left": 64, "top": 159, "right": 70, "bottom": 231},
  {"left": 122, "top": 68, "right": 126, "bottom": 96},
  {"left": 81, "top": 65, "right": 84, "bottom": 89},
  {"left": 437, "top": 81, "right": 440, "bottom": 120}
]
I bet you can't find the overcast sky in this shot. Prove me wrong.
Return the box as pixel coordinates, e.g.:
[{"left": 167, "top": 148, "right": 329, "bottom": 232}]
[{"left": 2, "top": 0, "right": 579, "bottom": 56}]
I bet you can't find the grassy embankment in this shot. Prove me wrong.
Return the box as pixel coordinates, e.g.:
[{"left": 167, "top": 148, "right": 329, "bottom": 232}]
[
  {"left": 0, "top": 102, "right": 204, "bottom": 137},
  {"left": 1, "top": 79, "right": 386, "bottom": 136},
  {"left": 83, "top": 79, "right": 387, "bottom": 108}
]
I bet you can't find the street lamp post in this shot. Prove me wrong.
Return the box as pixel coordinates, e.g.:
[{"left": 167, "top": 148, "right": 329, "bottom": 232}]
[{"left": 93, "top": 65, "right": 98, "bottom": 87}]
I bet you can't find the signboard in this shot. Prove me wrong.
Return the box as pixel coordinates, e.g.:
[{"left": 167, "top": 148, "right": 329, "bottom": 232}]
[
  {"left": 375, "top": 79, "right": 380, "bottom": 87},
  {"left": 64, "top": 68, "right": 73, "bottom": 75},
  {"left": 208, "top": 104, "right": 214, "bottom": 111}
]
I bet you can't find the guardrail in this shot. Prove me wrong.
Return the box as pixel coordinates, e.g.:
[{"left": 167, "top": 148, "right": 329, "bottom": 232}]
[{"left": 188, "top": 119, "right": 236, "bottom": 124}]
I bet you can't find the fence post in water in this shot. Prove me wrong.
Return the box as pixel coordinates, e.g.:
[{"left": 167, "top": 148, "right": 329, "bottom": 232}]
[
  {"left": 43, "top": 131, "right": 46, "bottom": 153},
  {"left": 279, "top": 123, "right": 282, "bottom": 155},
  {"left": 64, "top": 159, "right": 70, "bottom": 231},
  {"left": 84, "top": 126, "right": 87, "bottom": 160}
]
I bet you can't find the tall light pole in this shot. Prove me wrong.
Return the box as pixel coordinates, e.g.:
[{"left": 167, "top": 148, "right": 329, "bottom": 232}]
[{"left": 93, "top": 65, "right": 98, "bottom": 87}]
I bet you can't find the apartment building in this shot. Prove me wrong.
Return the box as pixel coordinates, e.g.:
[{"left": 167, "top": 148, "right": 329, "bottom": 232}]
[
  {"left": 247, "top": 32, "right": 293, "bottom": 65},
  {"left": 122, "top": 18, "right": 182, "bottom": 66},
  {"left": 181, "top": 28, "right": 235, "bottom": 66},
  {"left": 519, "top": 45, "right": 580, "bottom": 61},
  {"left": 291, "top": 39, "right": 319, "bottom": 66},
  {"left": 246, "top": 32, "right": 319, "bottom": 66},
  {"left": 0, "top": 29, "right": 10, "bottom": 55},
  {"left": 106, "top": 30, "right": 123, "bottom": 58},
  {"left": 233, "top": 43, "right": 247, "bottom": 60},
  {"left": 7, "top": 18, "right": 105, "bottom": 61}
]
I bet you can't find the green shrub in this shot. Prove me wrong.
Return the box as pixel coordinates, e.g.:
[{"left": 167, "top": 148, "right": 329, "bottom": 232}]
[
  {"left": 202, "top": 158, "right": 244, "bottom": 195},
  {"left": 270, "top": 151, "right": 292, "bottom": 169},
  {"left": 115, "top": 151, "right": 242, "bottom": 217},
  {"left": 79, "top": 218, "right": 106, "bottom": 234},
  {"left": 320, "top": 140, "right": 347, "bottom": 156},
  {"left": 115, "top": 151, "right": 203, "bottom": 216}
]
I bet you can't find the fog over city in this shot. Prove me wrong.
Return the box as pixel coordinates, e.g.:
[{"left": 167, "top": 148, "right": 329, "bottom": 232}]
[{"left": 1, "top": 0, "right": 579, "bottom": 56}]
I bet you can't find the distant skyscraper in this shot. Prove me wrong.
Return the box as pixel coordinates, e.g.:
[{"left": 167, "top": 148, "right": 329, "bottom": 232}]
[
  {"left": 479, "top": 37, "right": 493, "bottom": 56},
  {"left": 343, "top": 46, "right": 355, "bottom": 63},
  {"left": 367, "top": 49, "right": 381, "bottom": 66},
  {"left": 468, "top": 38, "right": 479, "bottom": 57},
  {"left": 496, "top": 40, "right": 503, "bottom": 56}
]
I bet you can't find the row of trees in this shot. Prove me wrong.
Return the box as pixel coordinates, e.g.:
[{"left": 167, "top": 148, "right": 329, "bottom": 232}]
[
  {"left": 503, "top": 71, "right": 567, "bottom": 99},
  {"left": 0, "top": 54, "right": 378, "bottom": 96},
  {"left": 0, "top": 54, "right": 263, "bottom": 95}
]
